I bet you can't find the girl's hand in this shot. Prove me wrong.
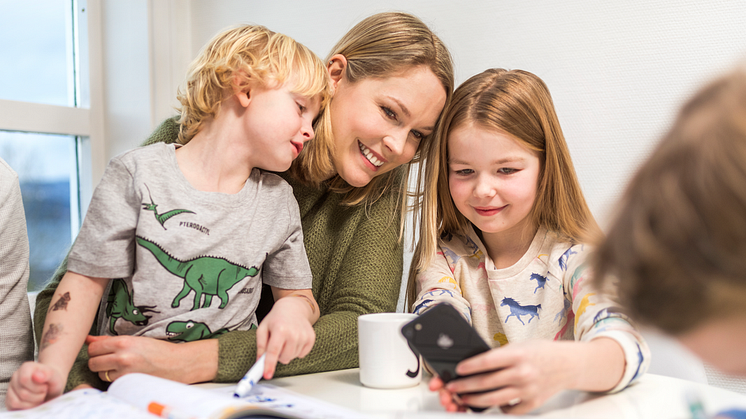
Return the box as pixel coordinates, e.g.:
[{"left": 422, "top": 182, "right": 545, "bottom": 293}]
[
  {"left": 429, "top": 376, "right": 467, "bottom": 412},
  {"left": 256, "top": 293, "right": 317, "bottom": 380},
  {"left": 438, "top": 338, "right": 623, "bottom": 414},
  {"left": 443, "top": 340, "right": 567, "bottom": 414},
  {"left": 5, "top": 362, "right": 65, "bottom": 410},
  {"left": 85, "top": 334, "right": 218, "bottom": 384}
]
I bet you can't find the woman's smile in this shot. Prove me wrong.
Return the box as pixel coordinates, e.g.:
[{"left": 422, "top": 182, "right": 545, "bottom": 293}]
[{"left": 358, "top": 140, "right": 385, "bottom": 168}]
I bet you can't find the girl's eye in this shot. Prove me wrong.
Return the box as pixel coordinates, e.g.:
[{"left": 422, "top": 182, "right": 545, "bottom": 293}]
[
  {"left": 499, "top": 168, "right": 518, "bottom": 175},
  {"left": 452, "top": 168, "right": 474, "bottom": 176},
  {"left": 410, "top": 130, "right": 424, "bottom": 141},
  {"left": 381, "top": 106, "right": 397, "bottom": 120}
]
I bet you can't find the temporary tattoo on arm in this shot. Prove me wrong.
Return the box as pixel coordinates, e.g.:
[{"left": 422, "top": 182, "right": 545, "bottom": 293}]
[
  {"left": 49, "top": 292, "right": 71, "bottom": 312},
  {"left": 40, "top": 323, "right": 63, "bottom": 351}
]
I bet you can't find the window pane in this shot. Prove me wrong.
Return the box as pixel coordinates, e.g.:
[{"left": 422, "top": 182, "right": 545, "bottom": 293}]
[
  {"left": 0, "top": 131, "right": 78, "bottom": 291},
  {"left": 0, "top": 0, "right": 73, "bottom": 106}
]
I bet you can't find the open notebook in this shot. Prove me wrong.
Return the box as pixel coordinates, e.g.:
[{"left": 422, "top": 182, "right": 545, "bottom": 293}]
[{"left": 0, "top": 373, "right": 371, "bottom": 419}]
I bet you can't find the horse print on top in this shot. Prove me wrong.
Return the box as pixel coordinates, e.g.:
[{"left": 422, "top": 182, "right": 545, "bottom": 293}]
[
  {"left": 411, "top": 224, "right": 650, "bottom": 392},
  {"left": 501, "top": 297, "right": 541, "bottom": 325}
]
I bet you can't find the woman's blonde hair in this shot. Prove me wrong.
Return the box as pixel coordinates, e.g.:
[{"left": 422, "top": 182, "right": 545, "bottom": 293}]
[
  {"left": 288, "top": 11, "right": 454, "bottom": 214},
  {"left": 176, "top": 24, "right": 331, "bottom": 143},
  {"left": 407, "top": 68, "right": 600, "bottom": 308},
  {"left": 594, "top": 69, "right": 746, "bottom": 334}
]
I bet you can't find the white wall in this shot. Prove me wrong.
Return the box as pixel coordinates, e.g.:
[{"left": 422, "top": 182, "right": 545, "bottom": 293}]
[{"left": 179, "top": 0, "right": 746, "bottom": 227}]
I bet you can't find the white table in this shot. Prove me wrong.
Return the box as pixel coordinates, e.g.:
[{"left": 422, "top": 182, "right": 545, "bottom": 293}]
[{"left": 246, "top": 369, "right": 746, "bottom": 418}]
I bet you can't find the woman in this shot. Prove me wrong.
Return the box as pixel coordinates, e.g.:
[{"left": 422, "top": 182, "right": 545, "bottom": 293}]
[{"left": 34, "top": 11, "right": 454, "bottom": 390}]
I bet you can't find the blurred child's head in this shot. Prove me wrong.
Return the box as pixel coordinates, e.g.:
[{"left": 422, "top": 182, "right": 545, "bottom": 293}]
[
  {"left": 595, "top": 69, "right": 746, "bottom": 375},
  {"left": 177, "top": 24, "right": 331, "bottom": 144}
]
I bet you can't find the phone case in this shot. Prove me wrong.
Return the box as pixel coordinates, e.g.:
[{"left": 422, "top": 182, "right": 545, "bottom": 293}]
[{"left": 401, "top": 302, "right": 490, "bottom": 383}]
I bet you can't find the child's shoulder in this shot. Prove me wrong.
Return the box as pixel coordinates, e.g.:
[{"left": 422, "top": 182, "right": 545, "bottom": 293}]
[
  {"left": 252, "top": 169, "right": 295, "bottom": 197},
  {"left": 111, "top": 142, "right": 172, "bottom": 164},
  {"left": 542, "top": 229, "right": 593, "bottom": 274},
  {"left": 438, "top": 225, "right": 484, "bottom": 258}
]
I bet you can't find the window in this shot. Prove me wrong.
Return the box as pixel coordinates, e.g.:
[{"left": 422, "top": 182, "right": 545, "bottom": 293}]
[{"left": 0, "top": 0, "right": 101, "bottom": 291}]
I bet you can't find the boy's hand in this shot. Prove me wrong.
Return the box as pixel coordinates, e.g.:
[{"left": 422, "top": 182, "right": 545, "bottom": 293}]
[
  {"left": 255, "top": 293, "right": 317, "bottom": 380},
  {"left": 5, "top": 362, "right": 65, "bottom": 410}
]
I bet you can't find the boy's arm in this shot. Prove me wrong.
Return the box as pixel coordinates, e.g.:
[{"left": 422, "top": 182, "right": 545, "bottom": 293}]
[
  {"left": 271, "top": 288, "right": 320, "bottom": 324},
  {"left": 8, "top": 272, "right": 108, "bottom": 408},
  {"left": 256, "top": 287, "right": 319, "bottom": 379},
  {"left": 38, "top": 272, "right": 108, "bottom": 378}
]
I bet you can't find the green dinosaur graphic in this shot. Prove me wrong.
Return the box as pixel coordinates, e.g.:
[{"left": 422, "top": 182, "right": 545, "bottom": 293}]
[
  {"left": 106, "top": 278, "right": 159, "bottom": 334},
  {"left": 165, "top": 320, "right": 228, "bottom": 342},
  {"left": 136, "top": 236, "right": 260, "bottom": 310},
  {"left": 142, "top": 184, "right": 195, "bottom": 230}
]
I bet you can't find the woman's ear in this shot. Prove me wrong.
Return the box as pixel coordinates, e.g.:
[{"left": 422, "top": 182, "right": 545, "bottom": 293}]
[
  {"left": 232, "top": 72, "right": 252, "bottom": 108},
  {"left": 327, "top": 54, "right": 347, "bottom": 90}
]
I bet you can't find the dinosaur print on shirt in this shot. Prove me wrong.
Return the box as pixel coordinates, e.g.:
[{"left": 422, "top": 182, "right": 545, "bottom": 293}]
[{"left": 136, "top": 236, "right": 259, "bottom": 310}]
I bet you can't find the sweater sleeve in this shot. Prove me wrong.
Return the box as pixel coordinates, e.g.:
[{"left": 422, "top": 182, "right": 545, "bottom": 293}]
[
  {"left": 411, "top": 241, "right": 472, "bottom": 323},
  {"left": 565, "top": 246, "right": 650, "bottom": 392},
  {"left": 0, "top": 160, "right": 35, "bottom": 403},
  {"left": 216, "top": 184, "right": 404, "bottom": 380}
]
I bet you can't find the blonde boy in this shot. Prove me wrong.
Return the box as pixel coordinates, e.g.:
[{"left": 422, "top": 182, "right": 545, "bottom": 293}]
[{"left": 7, "top": 25, "right": 330, "bottom": 410}]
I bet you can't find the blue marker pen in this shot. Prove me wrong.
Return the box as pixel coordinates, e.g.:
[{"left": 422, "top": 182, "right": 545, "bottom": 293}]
[{"left": 234, "top": 353, "right": 267, "bottom": 398}]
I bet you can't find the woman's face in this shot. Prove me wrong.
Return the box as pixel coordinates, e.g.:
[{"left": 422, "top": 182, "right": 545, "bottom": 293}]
[{"left": 328, "top": 64, "right": 446, "bottom": 187}]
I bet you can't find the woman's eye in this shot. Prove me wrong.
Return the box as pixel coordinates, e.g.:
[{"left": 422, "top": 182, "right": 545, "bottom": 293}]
[
  {"left": 381, "top": 106, "right": 397, "bottom": 120},
  {"left": 411, "top": 130, "right": 424, "bottom": 141}
]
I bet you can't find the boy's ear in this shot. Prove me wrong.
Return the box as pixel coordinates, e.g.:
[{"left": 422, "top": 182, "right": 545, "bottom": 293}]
[
  {"left": 232, "top": 72, "right": 252, "bottom": 108},
  {"left": 327, "top": 54, "right": 347, "bottom": 90}
]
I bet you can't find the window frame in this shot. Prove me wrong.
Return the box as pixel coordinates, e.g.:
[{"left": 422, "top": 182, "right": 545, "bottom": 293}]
[{"left": 0, "top": 0, "right": 106, "bottom": 216}]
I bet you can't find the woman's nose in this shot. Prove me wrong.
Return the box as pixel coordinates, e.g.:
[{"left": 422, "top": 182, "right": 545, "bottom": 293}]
[{"left": 382, "top": 130, "right": 407, "bottom": 157}]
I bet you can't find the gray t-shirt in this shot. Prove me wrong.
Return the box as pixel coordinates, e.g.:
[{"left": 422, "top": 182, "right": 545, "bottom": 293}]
[{"left": 68, "top": 143, "right": 312, "bottom": 342}]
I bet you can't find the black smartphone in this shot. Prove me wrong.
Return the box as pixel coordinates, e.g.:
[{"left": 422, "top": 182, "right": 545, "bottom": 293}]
[{"left": 400, "top": 302, "right": 490, "bottom": 383}]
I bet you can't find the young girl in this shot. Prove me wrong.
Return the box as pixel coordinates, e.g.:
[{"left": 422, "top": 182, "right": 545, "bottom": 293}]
[
  {"left": 407, "top": 69, "right": 649, "bottom": 414},
  {"left": 6, "top": 25, "right": 329, "bottom": 410}
]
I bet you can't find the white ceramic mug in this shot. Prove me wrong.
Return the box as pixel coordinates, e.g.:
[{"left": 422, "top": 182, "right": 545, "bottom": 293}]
[{"left": 358, "top": 312, "right": 422, "bottom": 389}]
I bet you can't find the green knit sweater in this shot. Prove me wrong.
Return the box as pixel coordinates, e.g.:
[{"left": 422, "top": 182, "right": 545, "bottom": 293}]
[{"left": 34, "top": 118, "right": 404, "bottom": 391}]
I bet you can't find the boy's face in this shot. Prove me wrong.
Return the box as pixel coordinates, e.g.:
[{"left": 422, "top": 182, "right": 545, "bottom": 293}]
[
  {"left": 240, "top": 79, "right": 321, "bottom": 172},
  {"left": 678, "top": 315, "right": 746, "bottom": 376}
]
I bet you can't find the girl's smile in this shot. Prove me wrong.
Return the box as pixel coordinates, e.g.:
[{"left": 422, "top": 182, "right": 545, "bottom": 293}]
[{"left": 473, "top": 205, "right": 506, "bottom": 217}]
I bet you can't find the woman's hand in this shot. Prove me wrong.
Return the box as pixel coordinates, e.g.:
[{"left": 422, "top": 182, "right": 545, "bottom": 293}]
[
  {"left": 5, "top": 362, "right": 66, "bottom": 410},
  {"left": 434, "top": 338, "right": 624, "bottom": 414},
  {"left": 256, "top": 290, "right": 318, "bottom": 380},
  {"left": 85, "top": 334, "right": 218, "bottom": 384}
]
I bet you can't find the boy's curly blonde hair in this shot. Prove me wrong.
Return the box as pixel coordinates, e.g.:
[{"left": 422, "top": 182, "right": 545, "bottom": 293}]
[{"left": 176, "top": 24, "right": 331, "bottom": 144}]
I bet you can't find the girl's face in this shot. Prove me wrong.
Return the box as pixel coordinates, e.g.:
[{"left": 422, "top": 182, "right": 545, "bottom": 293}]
[
  {"left": 328, "top": 65, "right": 446, "bottom": 187},
  {"left": 448, "top": 123, "right": 542, "bottom": 240}
]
